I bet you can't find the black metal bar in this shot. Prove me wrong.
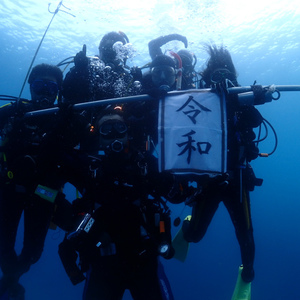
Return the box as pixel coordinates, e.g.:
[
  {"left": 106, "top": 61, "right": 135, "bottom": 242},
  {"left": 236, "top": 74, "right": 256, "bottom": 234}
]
[
  {"left": 24, "top": 94, "right": 153, "bottom": 118},
  {"left": 227, "top": 85, "right": 300, "bottom": 94},
  {"left": 23, "top": 85, "right": 300, "bottom": 118}
]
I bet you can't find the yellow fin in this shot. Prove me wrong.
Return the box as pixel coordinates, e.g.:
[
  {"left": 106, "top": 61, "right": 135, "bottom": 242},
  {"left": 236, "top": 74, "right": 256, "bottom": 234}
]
[{"left": 172, "top": 215, "right": 191, "bottom": 262}]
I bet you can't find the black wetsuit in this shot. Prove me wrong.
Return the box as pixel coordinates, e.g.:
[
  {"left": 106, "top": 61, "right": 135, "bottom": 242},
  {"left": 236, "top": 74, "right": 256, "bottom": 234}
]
[
  {"left": 0, "top": 101, "right": 79, "bottom": 297},
  {"left": 181, "top": 94, "right": 263, "bottom": 283},
  {"left": 58, "top": 149, "right": 175, "bottom": 300},
  {"left": 62, "top": 56, "right": 140, "bottom": 105},
  {"left": 62, "top": 55, "right": 142, "bottom": 152}
]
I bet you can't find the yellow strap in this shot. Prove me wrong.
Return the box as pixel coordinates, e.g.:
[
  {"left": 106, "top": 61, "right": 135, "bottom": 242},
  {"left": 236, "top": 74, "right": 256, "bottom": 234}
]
[
  {"left": 242, "top": 188, "right": 251, "bottom": 230},
  {"left": 0, "top": 102, "right": 13, "bottom": 109}
]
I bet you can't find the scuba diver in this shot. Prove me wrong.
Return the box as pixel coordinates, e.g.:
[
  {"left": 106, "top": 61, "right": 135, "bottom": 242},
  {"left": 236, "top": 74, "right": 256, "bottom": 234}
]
[
  {"left": 126, "top": 34, "right": 197, "bottom": 154},
  {"left": 0, "top": 63, "right": 72, "bottom": 300},
  {"left": 58, "top": 107, "right": 176, "bottom": 300},
  {"left": 176, "top": 48, "right": 197, "bottom": 89},
  {"left": 148, "top": 34, "right": 197, "bottom": 90},
  {"left": 98, "top": 31, "right": 131, "bottom": 70},
  {"left": 199, "top": 44, "right": 239, "bottom": 89},
  {"left": 62, "top": 31, "right": 142, "bottom": 106},
  {"left": 142, "top": 54, "right": 177, "bottom": 93},
  {"left": 125, "top": 53, "right": 178, "bottom": 152},
  {"left": 172, "top": 45, "right": 264, "bottom": 284}
]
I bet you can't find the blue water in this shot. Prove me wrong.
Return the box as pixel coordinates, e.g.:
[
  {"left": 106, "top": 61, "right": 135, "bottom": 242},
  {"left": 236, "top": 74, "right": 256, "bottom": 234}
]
[{"left": 1, "top": 0, "right": 300, "bottom": 299}]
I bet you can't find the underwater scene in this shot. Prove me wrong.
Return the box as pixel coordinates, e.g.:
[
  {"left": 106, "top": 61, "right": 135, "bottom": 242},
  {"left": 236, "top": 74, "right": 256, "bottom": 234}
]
[{"left": 0, "top": 0, "right": 300, "bottom": 299}]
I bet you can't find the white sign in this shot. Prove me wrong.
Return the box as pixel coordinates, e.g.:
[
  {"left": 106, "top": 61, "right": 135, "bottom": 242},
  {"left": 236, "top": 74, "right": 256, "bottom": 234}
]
[{"left": 158, "top": 90, "right": 227, "bottom": 175}]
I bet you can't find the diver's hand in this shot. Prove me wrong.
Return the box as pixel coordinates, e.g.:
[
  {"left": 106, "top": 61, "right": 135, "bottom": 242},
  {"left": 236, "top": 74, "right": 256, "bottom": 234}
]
[
  {"left": 74, "top": 44, "right": 88, "bottom": 70},
  {"left": 147, "top": 85, "right": 170, "bottom": 98},
  {"left": 173, "top": 34, "right": 188, "bottom": 48},
  {"left": 130, "top": 66, "right": 143, "bottom": 82}
]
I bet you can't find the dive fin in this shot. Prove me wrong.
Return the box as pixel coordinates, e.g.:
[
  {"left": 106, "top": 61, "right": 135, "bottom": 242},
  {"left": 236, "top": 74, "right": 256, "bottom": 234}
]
[
  {"left": 231, "top": 265, "right": 251, "bottom": 300},
  {"left": 172, "top": 215, "right": 191, "bottom": 262}
]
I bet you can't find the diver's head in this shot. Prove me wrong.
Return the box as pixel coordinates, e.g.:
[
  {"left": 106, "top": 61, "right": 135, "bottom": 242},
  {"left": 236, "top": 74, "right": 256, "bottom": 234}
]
[
  {"left": 97, "top": 110, "right": 128, "bottom": 155},
  {"left": 28, "top": 63, "right": 63, "bottom": 108},
  {"left": 177, "top": 49, "right": 195, "bottom": 74},
  {"left": 210, "top": 68, "right": 237, "bottom": 86},
  {"left": 98, "top": 31, "right": 129, "bottom": 64},
  {"left": 150, "top": 55, "right": 176, "bottom": 89},
  {"left": 200, "top": 44, "right": 238, "bottom": 88}
]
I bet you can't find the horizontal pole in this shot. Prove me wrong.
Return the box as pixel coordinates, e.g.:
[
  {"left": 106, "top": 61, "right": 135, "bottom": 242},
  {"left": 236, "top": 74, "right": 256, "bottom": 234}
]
[
  {"left": 23, "top": 85, "right": 300, "bottom": 118},
  {"left": 227, "top": 85, "right": 300, "bottom": 94},
  {"left": 24, "top": 94, "right": 153, "bottom": 118}
]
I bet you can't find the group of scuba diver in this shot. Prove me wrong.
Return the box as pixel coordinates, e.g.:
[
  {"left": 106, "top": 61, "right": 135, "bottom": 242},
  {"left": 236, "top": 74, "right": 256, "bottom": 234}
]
[{"left": 0, "top": 31, "right": 281, "bottom": 300}]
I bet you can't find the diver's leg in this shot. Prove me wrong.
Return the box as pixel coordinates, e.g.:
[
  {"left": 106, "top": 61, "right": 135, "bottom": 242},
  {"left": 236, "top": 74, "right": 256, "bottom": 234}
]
[
  {"left": 17, "top": 194, "right": 53, "bottom": 278},
  {"left": 224, "top": 185, "right": 255, "bottom": 282},
  {"left": 129, "top": 257, "right": 174, "bottom": 300},
  {"left": 83, "top": 256, "right": 124, "bottom": 300},
  {"left": 0, "top": 186, "right": 24, "bottom": 296},
  {"left": 182, "top": 190, "right": 220, "bottom": 243}
]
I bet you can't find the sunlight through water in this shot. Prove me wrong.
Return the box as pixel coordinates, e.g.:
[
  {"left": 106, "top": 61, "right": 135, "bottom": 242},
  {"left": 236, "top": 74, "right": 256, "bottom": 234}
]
[{"left": 1, "top": 1, "right": 300, "bottom": 300}]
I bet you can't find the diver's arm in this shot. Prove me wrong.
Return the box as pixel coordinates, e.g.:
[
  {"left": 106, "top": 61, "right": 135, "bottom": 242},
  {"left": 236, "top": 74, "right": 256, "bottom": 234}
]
[
  {"left": 62, "top": 45, "right": 90, "bottom": 104},
  {"left": 148, "top": 34, "right": 188, "bottom": 60}
]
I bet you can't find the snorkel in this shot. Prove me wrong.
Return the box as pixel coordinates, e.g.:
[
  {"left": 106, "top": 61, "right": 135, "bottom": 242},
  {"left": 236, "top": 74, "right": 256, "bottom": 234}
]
[{"left": 169, "top": 51, "right": 182, "bottom": 90}]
